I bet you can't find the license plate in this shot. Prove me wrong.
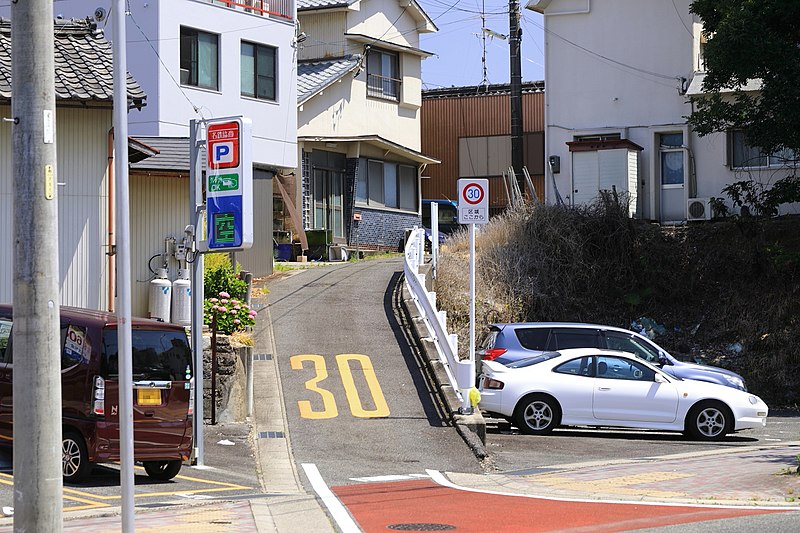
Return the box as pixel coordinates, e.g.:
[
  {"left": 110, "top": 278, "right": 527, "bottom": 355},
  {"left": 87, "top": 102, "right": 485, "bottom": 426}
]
[{"left": 137, "top": 388, "right": 162, "bottom": 406}]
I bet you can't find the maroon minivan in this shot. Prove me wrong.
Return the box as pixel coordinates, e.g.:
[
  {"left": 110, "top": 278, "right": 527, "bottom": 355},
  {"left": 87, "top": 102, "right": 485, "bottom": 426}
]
[{"left": 0, "top": 305, "right": 194, "bottom": 483}]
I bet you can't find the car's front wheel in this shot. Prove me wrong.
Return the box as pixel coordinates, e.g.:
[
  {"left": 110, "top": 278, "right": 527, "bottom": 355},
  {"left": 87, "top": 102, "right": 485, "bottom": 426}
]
[
  {"left": 62, "top": 430, "right": 91, "bottom": 484},
  {"left": 685, "top": 401, "right": 731, "bottom": 441},
  {"left": 143, "top": 460, "right": 183, "bottom": 481},
  {"left": 514, "top": 394, "right": 561, "bottom": 435}
]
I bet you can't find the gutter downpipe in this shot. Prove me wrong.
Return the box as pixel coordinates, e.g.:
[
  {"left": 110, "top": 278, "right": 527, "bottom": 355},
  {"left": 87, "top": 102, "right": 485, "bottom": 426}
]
[{"left": 108, "top": 128, "right": 115, "bottom": 311}]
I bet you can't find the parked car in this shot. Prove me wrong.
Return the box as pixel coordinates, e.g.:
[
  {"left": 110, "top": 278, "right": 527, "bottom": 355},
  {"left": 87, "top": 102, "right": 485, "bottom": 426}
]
[
  {"left": 422, "top": 199, "right": 461, "bottom": 246},
  {"left": 478, "top": 348, "right": 768, "bottom": 441},
  {"left": 0, "top": 305, "right": 194, "bottom": 483},
  {"left": 478, "top": 322, "right": 747, "bottom": 391}
]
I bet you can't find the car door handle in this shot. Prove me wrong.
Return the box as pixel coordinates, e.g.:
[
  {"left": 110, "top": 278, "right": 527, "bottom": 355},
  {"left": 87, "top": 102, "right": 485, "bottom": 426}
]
[{"left": 598, "top": 387, "right": 611, "bottom": 391}]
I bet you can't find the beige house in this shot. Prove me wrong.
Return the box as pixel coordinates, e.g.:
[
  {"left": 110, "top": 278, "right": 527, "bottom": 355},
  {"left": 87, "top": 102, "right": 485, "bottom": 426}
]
[{"left": 285, "top": 0, "right": 439, "bottom": 255}]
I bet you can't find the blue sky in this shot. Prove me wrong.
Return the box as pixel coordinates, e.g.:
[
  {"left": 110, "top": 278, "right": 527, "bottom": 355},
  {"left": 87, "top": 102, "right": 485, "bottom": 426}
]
[{"left": 417, "top": 0, "right": 545, "bottom": 89}]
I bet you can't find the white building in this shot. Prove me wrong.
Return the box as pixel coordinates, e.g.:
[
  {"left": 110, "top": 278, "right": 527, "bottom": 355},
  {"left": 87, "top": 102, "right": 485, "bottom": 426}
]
[
  {"left": 528, "top": 0, "right": 794, "bottom": 223},
  {"left": 287, "top": 0, "right": 438, "bottom": 254},
  {"left": 30, "top": 0, "right": 299, "bottom": 311}
]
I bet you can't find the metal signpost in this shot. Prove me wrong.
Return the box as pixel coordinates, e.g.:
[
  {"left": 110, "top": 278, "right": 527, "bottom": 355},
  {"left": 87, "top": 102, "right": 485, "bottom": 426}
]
[
  {"left": 457, "top": 179, "right": 489, "bottom": 413},
  {"left": 190, "top": 116, "right": 253, "bottom": 467}
]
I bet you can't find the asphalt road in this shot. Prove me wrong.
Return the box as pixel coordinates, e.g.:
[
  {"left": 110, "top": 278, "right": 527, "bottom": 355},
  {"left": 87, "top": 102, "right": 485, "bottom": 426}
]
[{"left": 266, "top": 258, "right": 483, "bottom": 487}]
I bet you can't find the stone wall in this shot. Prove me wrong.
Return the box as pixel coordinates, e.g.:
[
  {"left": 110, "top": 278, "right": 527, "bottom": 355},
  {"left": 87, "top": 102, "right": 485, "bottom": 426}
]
[{"left": 202, "top": 334, "right": 250, "bottom": 423}]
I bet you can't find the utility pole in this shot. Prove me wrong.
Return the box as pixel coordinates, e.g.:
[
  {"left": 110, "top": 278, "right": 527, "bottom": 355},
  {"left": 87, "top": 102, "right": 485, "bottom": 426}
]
[
  {"left": 11, "top": 2, "right": 64, "bottom": 531},
  {"left": 509, "top": 0, "right": 524, "bottom": 182}
]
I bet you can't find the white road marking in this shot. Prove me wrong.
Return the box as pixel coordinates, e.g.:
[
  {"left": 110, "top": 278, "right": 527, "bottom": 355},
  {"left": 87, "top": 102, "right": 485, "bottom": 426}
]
[
  {"left": 426, "top": 469, "right": 800, "bottom": 511},
  {"left": 350, "top": 474, "right": 430, "bottom": 483},
  {"left": 302, "top": 463, "right": 360, "bottom": 533}
]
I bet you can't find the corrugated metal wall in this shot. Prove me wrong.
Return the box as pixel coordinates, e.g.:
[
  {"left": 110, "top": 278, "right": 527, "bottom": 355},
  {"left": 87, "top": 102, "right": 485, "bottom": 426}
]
[
  {"left": 0, "top": 106, "right": 112, "bottom": 308},
  {"left": 129, "top": 172, "right": 192, "bottom": 317},
  {"left": 298, "top": 13, "right": 350, "bottom": 60},
  {"left": 421, "top": 90, "right": 545, "bottom": 206}
]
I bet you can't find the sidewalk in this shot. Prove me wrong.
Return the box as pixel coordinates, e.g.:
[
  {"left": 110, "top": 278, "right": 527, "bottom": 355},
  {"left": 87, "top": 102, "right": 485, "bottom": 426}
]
[{"left": 448, "top": 442, "right": 800, "bottom": 508}]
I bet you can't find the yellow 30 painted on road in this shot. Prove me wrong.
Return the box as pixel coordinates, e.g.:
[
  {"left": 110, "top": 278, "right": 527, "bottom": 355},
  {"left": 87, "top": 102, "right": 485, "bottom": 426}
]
[{"left": 290, "top": 354, "right": 390, "bottom": 419}]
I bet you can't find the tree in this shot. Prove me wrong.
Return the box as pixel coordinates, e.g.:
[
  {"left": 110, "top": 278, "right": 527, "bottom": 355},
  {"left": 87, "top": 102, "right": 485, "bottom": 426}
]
[{"left": 689, "top": 0, "right": 800, "bottom": 155}]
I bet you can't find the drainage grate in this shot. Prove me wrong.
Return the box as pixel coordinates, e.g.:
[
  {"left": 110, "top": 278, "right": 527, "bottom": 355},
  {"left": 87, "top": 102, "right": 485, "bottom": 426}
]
[
  {"left": 387, "top": 525, "right": 456, "bottom": 531},
  {"left": 258, "top": 431, "right": 285, "bottom": 439},
  {"left": 136, "top": 503, "right": 178, "bottom": 509},
  {"left": 254, "top": 353, "right": 273, "bottom": 361}
]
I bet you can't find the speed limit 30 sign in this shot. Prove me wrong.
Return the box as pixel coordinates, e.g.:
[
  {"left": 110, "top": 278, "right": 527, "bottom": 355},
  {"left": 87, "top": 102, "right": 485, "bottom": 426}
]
[{"left": 457, "top": 178, "right": 489, "bottom": 224}]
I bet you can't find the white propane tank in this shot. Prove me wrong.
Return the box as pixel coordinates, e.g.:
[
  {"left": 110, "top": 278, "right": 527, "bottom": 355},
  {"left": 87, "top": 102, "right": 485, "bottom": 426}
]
[
  {"left": 148, "top": 268, "right": 172, "bottom": 322},
  {"left": 171, "top": 268, "right": 192, "bottom": 326}
]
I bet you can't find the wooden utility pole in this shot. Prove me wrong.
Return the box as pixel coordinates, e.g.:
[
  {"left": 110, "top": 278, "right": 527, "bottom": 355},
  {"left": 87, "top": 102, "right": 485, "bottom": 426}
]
[
  {"left": 509, "top": 0, "right": 524, "bottom": 181},
  {"left": 11, "top": 2, "right": 64, "bottom": 530}
]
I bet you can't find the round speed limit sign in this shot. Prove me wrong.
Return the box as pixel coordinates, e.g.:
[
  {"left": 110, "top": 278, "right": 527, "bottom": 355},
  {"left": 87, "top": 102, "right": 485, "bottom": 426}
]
[
  {"left": 462, "top": 183, "right": 485, "bottom": 205},
  {"left": 457, "top": 178, "right": 489, "bottom": 224}
]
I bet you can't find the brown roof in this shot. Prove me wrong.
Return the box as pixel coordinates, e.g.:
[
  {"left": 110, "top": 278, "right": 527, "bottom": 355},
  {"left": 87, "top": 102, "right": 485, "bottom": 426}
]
[{"left": 0, "top": 17, "right": 146, "bottom": 108}]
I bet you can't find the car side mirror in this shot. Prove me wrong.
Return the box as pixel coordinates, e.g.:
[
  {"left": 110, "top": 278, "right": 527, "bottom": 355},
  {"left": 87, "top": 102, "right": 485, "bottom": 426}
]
[{"left": 658, "top": 353, "right": 670, "bottom": 366}]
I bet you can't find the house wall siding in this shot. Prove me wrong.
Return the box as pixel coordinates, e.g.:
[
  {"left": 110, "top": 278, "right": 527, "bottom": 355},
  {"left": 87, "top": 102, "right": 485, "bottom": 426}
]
[{"left": 0, "top": 106, "right": 111, "bottom": 309}]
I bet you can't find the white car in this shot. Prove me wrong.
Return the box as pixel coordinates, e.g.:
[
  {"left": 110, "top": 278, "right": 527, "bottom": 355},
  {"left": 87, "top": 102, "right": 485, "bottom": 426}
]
[{"left": 478, "top": 348, "right": 768, "bottom": 441}]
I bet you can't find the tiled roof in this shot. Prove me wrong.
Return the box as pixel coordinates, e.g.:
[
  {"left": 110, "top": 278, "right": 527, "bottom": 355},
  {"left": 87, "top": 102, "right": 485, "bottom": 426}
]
[
  {"left": 129, "top": 137, "right": 194, "bottom": 172},
  {"left": 298, "top": 55, "right": 361, "bottom": 105},
  {"left": 0, "top": 18, "right": 146, "bottom": 108},
  {"left": 297, "top": 0, "right": 355, "bottom": 10}
]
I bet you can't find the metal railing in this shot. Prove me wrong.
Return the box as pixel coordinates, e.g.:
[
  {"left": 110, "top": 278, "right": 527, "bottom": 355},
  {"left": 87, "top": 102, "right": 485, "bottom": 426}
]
[
  {"left": 367, "top": 73, "right": 400, "bottom": 101},
  {"left": 403, "top": 228, "right": 463, "bottom": 404},
  {"left": 204, "top": 0, "right": 294, "bottom": 22}
]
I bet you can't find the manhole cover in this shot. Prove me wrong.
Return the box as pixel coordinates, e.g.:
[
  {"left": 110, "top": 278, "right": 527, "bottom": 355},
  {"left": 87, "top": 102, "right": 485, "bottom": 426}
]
[{"left": 387, "top": 524, "right": 456, "bottom": 531}]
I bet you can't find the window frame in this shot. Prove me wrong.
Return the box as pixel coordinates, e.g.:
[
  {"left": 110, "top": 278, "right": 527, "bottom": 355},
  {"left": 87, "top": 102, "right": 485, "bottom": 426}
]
[
  {"left": 366, "top": 47, "right": 400, "bottom": 101},
  {"left": 180, "top": 26, "right": 220, "bottom": 91},
  {"left": 729, "top": 130, "right": 797, "bottom": 169},
  {"left": 241, "top": 40, "right": 277, "bottom": 101},
  {"left": 658, "top": 132, "right": 685, "bottom": 187},
  {"left": 357, "top": 159, "right": 418, "bottom": 212}
]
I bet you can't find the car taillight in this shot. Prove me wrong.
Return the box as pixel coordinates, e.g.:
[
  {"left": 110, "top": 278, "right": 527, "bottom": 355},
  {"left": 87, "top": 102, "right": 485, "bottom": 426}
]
[
  {"left": 482, "top": 348, "right": 507, "bottom": 361},
  {"left": 93, "top": 375, "right": 105, "bottom": 416},
  {"left": 482, "top": 377, "right": 505, "bottom": 390},
  {"left": 188, "top": 377, "right": 194, "bottom": 417}
]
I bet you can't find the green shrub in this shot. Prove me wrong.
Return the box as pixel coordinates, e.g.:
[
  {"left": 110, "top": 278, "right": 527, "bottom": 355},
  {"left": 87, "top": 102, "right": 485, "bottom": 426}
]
[
  {"left": 204, "top": 291, "right": 257, "bottom": 335},
  {"left": 204, "top": 254, "right": 247, "bottom": 300}
]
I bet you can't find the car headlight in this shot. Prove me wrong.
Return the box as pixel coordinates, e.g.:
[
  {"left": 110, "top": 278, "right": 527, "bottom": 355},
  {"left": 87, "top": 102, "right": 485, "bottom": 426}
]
[{"left": 724, "top": 375, "right": 745, "bottom": 389}]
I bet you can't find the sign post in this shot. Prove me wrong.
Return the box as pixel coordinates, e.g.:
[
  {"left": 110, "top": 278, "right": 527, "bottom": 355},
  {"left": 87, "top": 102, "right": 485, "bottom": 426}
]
[
  {"left": 203, "top": 117, "right": 253, "bottom": 252},
  {"left": 457, "top": 179, "right": 489, "bottom": 413}
]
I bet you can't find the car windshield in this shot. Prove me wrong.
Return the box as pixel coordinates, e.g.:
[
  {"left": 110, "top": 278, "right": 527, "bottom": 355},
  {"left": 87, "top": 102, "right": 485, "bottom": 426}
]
[
  {"left": 506, "top": 352, "right": 560, "bottom": 368},
  {"left": 102, "top": 328, "right": 192, "bottom": 381}
]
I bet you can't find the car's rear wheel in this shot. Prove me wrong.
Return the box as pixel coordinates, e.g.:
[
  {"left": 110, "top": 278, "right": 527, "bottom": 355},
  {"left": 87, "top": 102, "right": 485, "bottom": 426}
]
[
  {"left": 514, "top": 394, "right": 561, "bottom": 435},
  {"left": 62, "top": 430, "right": 91, "bottom": 484},
  {"left": 686, "top": 401, "right": 731, "bottom": 441},
  {"left": 143, "top": 460, "right": 183, "bottom": 481}
]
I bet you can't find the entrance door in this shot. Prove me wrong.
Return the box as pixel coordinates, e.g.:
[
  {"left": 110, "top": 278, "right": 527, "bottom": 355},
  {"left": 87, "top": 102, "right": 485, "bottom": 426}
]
[
  {"left": 659, "top": 133, "right": 686, "bottom": 223},
  {"left": 313, "top": 169, "right": 344, "bottom": 240}
]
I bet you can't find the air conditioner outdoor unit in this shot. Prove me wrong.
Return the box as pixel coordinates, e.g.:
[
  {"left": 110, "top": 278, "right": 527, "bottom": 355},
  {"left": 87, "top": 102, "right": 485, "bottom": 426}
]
[{"left": 687, "top": 197, "right": 712, "bottom": 221}]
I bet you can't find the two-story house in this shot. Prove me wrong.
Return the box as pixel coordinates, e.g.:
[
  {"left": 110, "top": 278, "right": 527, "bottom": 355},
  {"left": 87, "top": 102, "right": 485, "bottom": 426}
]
[
  {"left": 527, "top": 0, "right": 796, "bottom": 223},
  {"left": 0, "top": 18, "right": 147, "bottom": 309},
  {"left": 289, "top": 0, "right": 438, "bottom": 254},
  {"left": 47, "top": 0, "right": 298, "bottom": 312}
]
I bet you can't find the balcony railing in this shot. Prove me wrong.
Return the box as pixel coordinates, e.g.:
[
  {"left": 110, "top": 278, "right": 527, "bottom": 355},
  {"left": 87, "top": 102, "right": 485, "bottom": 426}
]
[
  {"left": 205, "top": 0, "right": 293, "bottom": 22},
  {"left": 367, "top": 73, "right": 401, "bottom": 101}
]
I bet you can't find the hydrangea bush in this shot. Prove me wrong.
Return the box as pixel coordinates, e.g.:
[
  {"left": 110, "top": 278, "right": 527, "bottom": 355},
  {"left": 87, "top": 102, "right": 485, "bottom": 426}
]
[{"left": 204, "top": 291, "right": 257, "bottom": 335}]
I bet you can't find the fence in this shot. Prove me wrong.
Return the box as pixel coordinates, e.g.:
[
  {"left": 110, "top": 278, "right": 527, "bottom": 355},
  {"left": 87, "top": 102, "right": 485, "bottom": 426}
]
[{"left": 403, "top": 228, "right": 467, "bottom": 406}]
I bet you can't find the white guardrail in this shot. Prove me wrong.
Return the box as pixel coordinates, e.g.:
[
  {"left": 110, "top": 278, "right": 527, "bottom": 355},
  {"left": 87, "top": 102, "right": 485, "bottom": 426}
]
[{"left": 403, "top": 227, "right": 466, "bottom": 405}]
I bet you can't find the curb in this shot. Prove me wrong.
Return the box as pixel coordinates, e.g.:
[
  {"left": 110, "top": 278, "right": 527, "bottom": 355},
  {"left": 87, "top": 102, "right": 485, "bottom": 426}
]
[{"left": 398, "top": 270, "right": 488, "bottom": 459}]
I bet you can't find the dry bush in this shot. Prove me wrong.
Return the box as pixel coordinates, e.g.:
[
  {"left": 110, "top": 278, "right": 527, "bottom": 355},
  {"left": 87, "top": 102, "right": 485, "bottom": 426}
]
[{"left": 435, "top": 197, "right": 800, "bottom": 405}]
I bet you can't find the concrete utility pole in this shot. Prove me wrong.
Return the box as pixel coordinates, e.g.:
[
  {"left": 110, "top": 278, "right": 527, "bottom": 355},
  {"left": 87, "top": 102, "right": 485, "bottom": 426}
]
[
  {"left": 11, "top": 1, "right": 64, "bottom": 531},
  {"left": 509, "top": 0, "right": 524, "bottom": 180}
]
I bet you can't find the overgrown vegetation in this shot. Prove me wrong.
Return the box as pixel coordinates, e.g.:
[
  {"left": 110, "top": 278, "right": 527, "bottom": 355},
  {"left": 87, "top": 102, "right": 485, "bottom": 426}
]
[{"left": 436, "top": 196, "right": 800, "bottom": 406}]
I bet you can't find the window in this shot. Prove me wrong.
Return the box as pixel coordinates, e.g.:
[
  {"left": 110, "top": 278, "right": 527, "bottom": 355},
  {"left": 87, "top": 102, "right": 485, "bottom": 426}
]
[
  {"left": 515, "top": 328, "right": 550, "bottom": 351},
  {"left": 0, "top": 318, "right": 11, "bottom": 364},
  {"left": 596, "top": 355, "right": 655, "bottom": 382},
  {"left": 366, "top": 48, "right": 400, "bottom": 100},
  {"left": 61, "top": 325, "right": 92, "bottom": 370},
  {"left": 730, "top": 131, "right": 797, "bottom": 169},
  {"left": 575, "top": 133, "right": 621, "bottom": 142},
  {"left": 604, "top": 332, "right": 660, "bottom": 363},
  {"left": 241, "top": 41, "right": 276, "bottom": 101},
  {"left": 546, "top": 329, "right": 602, "bottom": 351},
  {"left": 180, "top": 27, "right": 219, "bottom": 90},
  {"left": 103, "top": 329, "right": 192, "bottom": 381},
  {"left": 659, "top": 133, "right": 684, "bottom": 186},
  {"left": 554, "top": 356, "right": 594, "bottom": 377},
  {"left": 357, "top": 160, "right": 418, "bottom": 211},
  {"left": 506, "top": 352, "right": 560, "bottom": 369}
]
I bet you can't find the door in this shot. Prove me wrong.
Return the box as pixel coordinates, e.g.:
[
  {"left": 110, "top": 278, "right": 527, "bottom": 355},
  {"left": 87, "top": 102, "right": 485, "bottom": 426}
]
[
  {"left": 658, "top": 133, "right": 686, "bottom": 222},
  {"left": 312, "top": 169, "right": 344, "bottom": 240},
  {"left": 102, "top": 327, "right": 193, "bottom": 457},
  {"left": 592, "top": 355, "right": 679, "bottom": 423}
]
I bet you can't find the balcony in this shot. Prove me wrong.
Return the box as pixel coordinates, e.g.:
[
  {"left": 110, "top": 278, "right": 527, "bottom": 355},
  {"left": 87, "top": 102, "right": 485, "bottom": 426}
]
[
  {"left": 367, "top": 74, "right": 401, "bottom": 102},
  {"left": 204, "top": 0, "right": 293, "bottom": 22}
]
